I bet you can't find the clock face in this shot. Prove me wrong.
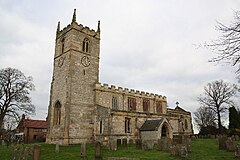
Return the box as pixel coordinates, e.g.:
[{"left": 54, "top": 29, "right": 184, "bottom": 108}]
[
  {"left": 81, "top": 56, "right": 90, "bottom": 67},
  {"left": 58, "top": 57, "right": 65, "bottom": 67}
]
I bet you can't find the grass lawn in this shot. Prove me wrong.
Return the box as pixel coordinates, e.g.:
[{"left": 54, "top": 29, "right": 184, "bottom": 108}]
[{"left": 0, "top": 139, "right": 236, "bottom": 160}]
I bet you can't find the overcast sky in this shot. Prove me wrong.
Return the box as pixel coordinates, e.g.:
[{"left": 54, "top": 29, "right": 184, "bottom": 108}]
[{"left": 0, "top": 0, "right": 239, "bottom": 132}]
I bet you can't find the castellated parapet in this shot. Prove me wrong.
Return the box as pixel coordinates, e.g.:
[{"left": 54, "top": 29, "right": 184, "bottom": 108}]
[{"left": 95, "top": 82, "right": 167, "bottom": 101}]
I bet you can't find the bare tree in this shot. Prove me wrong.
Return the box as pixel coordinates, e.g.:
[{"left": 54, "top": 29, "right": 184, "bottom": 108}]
[
  {"left": 194, "top": 106, "right": 217, "bottom": 130},
  {"left": 0, "top": 67, "right": 35, "bottom": 131},
  {"left": 208, "top": 11, "right": 240, "bottom": 73},
  {"left": 198, "top": 80, "right": 237, "bottom": 134}
]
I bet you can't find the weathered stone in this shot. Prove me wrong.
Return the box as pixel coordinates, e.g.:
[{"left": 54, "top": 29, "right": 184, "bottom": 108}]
[
  {"left": 55, "top": 143, "right": 59, "bottom": 153},
  {"left": 80, "top": 143, "right": 86, "bottom": 159},
  {"left": 218, "top": 136, "right": 227, "bottom": 150},
  {"left": 235, "top": 135, "right": 239, "bottom": 141},
  {"left": 235, "top": 145, "right": 240, "bottom": 158},
  {"left": 46, "top": 11, "right": 194, "bottom": 145},
  {"left": 109, "top": 140, "right": 117, "bottom": 151},
  {"left": 95, "top": 142, "right": 102, "bottom": 160},
  {"left": 226, "top": 139, "right": 236, "bottom": 152},
  {"left": 179, "top": 146, "right": 188, "bottom": 158}
]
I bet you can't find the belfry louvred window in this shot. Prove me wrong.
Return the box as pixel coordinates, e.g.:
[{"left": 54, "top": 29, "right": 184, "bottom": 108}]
[{"left": 82, "top": 38, "right": 89, "bottom": 52}]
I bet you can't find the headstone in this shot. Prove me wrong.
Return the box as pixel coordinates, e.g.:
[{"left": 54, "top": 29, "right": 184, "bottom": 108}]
[
  {"left": 55, "top": 143, "right": 59, "bottom": 153},
  {"left": 218, "top": 136, "right": 227, "bottom": 150},
  {"left": 109, "top": 140, "right": 117, "bottom": 151},
  {"left": 179, "top": 146, "right": 188, "bottom": 158},
  {"left": 122, "top": 139, "right": 127, "bottom": 146},
  {"left": 95, "top": 142, "right": 102, "bottom": 160},
  {"left": 235, "top": 145, "right": 240, "bottom": 158},
  {"left": 33, "top": 145, "right": 41, "bottom": 160},
  {"left": 80, "top": 143, "right": 86, "bottom": 159},
  {"left": 145, "top": 141, "right": 153, "bottom": 150},
  {"left": 226, "top": 139, "right": 236, "bottom": 152},
  {"left": 235, "top": 135, "right": 239, "bottom": 141},
  {"left": 135, "top": 139, "right": 142, "bottom": 150},
  {"left": 169, "top": 145, "right": 178, "bottom": 156}
]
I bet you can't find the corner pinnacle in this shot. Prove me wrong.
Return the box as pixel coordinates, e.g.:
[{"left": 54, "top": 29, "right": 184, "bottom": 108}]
[
  {"left": 97, "top": 20, "right": 100, "bottom": 32},
  {"left": 56, "top": 21, "right": 60, "bottom": 34},
  {"left": 72, "top": 9, "right": 76, "bottom": 23}
]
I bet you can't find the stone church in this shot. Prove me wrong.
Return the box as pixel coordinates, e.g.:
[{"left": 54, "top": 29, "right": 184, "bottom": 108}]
[{"left": 46, "top": 10, "right": 193, "bottom": 145}]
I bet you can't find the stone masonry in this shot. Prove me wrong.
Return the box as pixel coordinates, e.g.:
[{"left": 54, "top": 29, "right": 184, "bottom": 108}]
[{"left": 46, "top": 10, "right": 193, "bottom": 145}]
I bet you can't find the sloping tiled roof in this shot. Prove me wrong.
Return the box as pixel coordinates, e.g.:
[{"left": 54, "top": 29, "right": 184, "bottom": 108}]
[
  {"left": 24, "top": 119, "right": 47, "bottom": 129},
  {"left": 140, "top": 119, "right": 163, "bottom": 131}
]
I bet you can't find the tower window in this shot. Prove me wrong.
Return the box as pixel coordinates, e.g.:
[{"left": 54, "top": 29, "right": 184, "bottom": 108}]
[
  {"left": 100, "top": 120, "right": 103, "bottom": 134},
  {"left": 143, "top": 99, "right": 150, "bottom": 112},
  {"left": 112, "top": 96, "right": 118, "bottom": 110},
  {"left": 82, "top": 38, "right": 90, "bottom": 52},
  {"left": 156, "top": 101, "right": 163, "bottom": 113},
  {"left": 125, "top": 118, "right": 131, "bottom": 133},
  {"left": 61, "top": 38, "right": 65, "bottom": 54},
  {"left": 128, "top": 97, "right": 136, "bottom": 111},
  {"left": 54, "top": 101, "right": 61, "bottom": 125}
]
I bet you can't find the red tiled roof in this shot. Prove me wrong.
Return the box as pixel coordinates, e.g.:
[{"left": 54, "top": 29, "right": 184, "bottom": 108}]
[{"left": 24, "top": 119, "right": 48, "bottom": 129}]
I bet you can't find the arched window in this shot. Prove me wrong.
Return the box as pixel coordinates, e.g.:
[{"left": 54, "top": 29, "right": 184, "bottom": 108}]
[
  {"left": 185, "top": 119, "right": 188, "bottom": 130},
  {"left": 54, "top": 101, "right": 61, "bottom": 125},
  {"left": 82, "top": 38, "right": 90, "bottom": 52},
  {"left": 61, "top": 38, "right": 65, "bottom": 54}
]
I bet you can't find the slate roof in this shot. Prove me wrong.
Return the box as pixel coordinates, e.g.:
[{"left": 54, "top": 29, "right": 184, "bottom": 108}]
[
  {"left": 140, "top": 119, "right": 163, "bottom": 131},
  {"left": 24, "top": 119, "right": 48, "bottom": 129}
]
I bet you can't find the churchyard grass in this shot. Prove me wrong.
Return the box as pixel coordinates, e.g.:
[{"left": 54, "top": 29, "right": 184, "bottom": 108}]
[{"left": 0, "top": 139, "right": 237, "bottom": 160}]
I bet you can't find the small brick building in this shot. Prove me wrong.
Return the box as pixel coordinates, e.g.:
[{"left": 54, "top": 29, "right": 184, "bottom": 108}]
[{"left": 17, "top": 115, "right": 47, "bottom": 143}]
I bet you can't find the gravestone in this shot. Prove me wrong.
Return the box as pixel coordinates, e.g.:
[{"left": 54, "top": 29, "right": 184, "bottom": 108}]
[
  {"left": 109, "top": 140, "right": 117, "bottom": 151},
  {"left": 122, "top": 139, "right": 127, "bottom": 146},
  {"left": 33, "top": 145, "right": 41, "bottom": 160},
  {"left": 226, "top": 139, "right": 236, "bottom": 152},
  {"left": 218, "top": 136, "right": 227, "bottom": 150},
  {"left": 80, "top": 143, "right": 86, "bottom": 159},
  {"left": 179, "top": 145, "right": 188, "bottom": 158},
  {"left": 95, "top": 142, "right": 102, "bottom": 160},
  {"left": 169, "top": 145, "right": 178, "bottom": 156},
  {"left": 55, "top": 143, "right": 59, "bottom": 153},
  {"left": 1, "top": 140, "right": 4, "bottom": 146},
  {"left": 235, "top": 145, "right": 240, "bottom": 158},
  {"left": 235, "top": 135, "right": 239, "bottom": 141},
  {"left": 135, "top": 139, "right": 142, "bottom": 150}
]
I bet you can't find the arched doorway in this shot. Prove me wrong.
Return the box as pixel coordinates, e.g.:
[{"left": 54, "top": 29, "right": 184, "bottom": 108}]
[{"left": 161, "top": 123, "right": 170, "bottom": 138}]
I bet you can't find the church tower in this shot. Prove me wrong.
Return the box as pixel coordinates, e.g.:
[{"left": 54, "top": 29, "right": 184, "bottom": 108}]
[{"left": 46, "top": 9, "right": 100, "bottom": 144}]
